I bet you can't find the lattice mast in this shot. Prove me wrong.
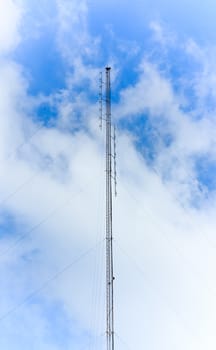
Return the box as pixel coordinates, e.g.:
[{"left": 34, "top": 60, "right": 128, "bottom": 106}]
[{"left": 105, "top": 66, "right": 115, "bottom": 350}]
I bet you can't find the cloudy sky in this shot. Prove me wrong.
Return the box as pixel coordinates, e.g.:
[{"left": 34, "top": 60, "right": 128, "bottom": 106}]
[{"left": 1, "top": 0, "right": 216, "bottom": 349}]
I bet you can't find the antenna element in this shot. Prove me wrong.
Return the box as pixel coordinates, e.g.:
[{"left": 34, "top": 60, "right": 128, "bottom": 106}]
[{"left": 99, "top": 71, "right": 103, "bottom": 129}]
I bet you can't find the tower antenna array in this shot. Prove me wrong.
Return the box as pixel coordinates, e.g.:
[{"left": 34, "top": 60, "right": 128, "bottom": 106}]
[{"left": 99, "top": 71, "right": 103, "bottom": 129}]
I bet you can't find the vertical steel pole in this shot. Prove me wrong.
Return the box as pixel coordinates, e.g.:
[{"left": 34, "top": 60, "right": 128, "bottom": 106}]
[{"left": 105, "top": 67, "right": 114, "bottom": 350}]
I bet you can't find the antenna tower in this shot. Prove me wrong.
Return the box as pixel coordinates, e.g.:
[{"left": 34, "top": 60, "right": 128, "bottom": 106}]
[{"left": 104, "top": 67, "right": 115, "bottom": 350}]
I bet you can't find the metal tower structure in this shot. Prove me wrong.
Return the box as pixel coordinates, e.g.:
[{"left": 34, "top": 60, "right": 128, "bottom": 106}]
[{"left": 105, "top": 66, "right": 115, "bottom": 350}]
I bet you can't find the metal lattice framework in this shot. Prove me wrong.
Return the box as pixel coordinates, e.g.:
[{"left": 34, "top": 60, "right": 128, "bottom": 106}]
[{"left": 105, "top": 67, "right": 115, "bottom": 350}]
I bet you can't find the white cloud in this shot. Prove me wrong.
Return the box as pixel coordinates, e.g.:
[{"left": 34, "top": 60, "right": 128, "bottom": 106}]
[
  {"left": 150, "top": 20, "right": 176, "bottom": 47},
  {"left": 115, "top": 60, "right": 176, "bottom": 118},
  {"left": 186, "top": 39, "right": 216, "bottom": 109},
  {"left": 56, "top": 0, "right": 100, "bottom": 70},
  {"left": 0, "top": 0, "right": 23, "bottom": 54},
  {"left": 114, "top": 56, "right": 216, "bottom": 203}
]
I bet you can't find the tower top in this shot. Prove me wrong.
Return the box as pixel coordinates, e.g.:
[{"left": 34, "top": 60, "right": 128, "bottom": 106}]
[{"left": 106, "top": 66, "right": 111, "bottom": 71}]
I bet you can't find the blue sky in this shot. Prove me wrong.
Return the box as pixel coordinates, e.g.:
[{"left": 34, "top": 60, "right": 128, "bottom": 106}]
[{"left": 1, "top": 1, "right": 216, "bottom": 349}]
